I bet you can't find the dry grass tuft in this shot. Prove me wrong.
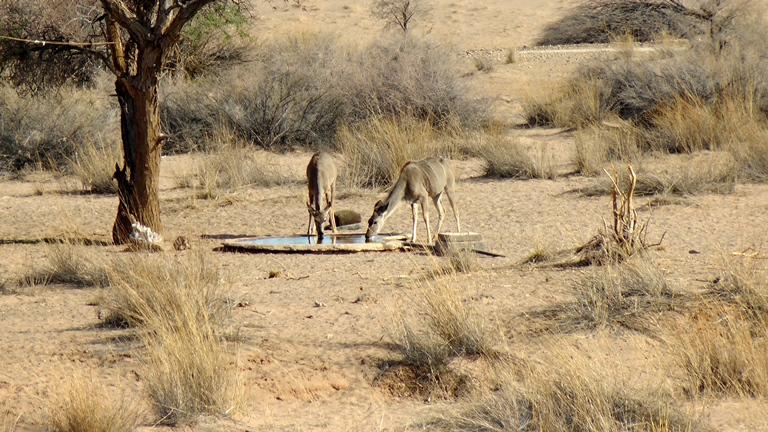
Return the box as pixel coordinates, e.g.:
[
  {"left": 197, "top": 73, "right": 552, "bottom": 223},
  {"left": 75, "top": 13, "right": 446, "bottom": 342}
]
[
  {"left": 430, "top": 350, "right": 699, "bottom": 431},
  {"left": 478, "top": 135, "right": 554, "bottom": 180},
  {"left": 670, "top": 257, "right": 768, "bottom": 397},
  {"left": 337, "top": 114, "right": 460, "bottom": 188},
  {"left": 49, "top": 374, "right": 144, "bottom": 432},
  {"left": 99, "top": 252, "right": 226, "bottom": 329},
  {"left": 530, "top": 256, "right": 681, "bottom": 335},
  {"left": 99, "top": 252, "right": 238, "bottom": 425},
  {"left": 18, "top": 242, "right": 108, "bottom": 288},
  {"left": 142, "top": 318, "right": 239, "bottom": 425},
  {"left": 673, "top": 305, "right": 768, "bottom": 398},
  {"left": 380, "top": 276, "right": 495, "bottom": 398},
  {"left": 66, "top": 137, "right": 121, "bottom": 194},
  {"left": 442, "top": 247, "right": 479, "bottom": 274}
]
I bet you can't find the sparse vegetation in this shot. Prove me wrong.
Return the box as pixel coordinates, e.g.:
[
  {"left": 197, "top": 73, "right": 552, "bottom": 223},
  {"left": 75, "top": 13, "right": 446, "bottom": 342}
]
[
  {"left": 49, "top": 374, "right": 143, "bottom": 432},
  {"left": 530, "top": 256, "right": 680, "bottom": 334},
  {"left": 479, "top": 135, "right": 554, "bottom": 180},
  {"left": 18, "top": 242, "right": 108, "bottom": 288},
  {"left": 99, "top": 252, "right": 238, "bottom": 425},
  {"left": 66, "top": 138, "right": 121, "bottom": 194},
  {"left": 337, "top": 114, "right": 460, "bottom": 188},
  {"left": 381, "top": 275, "right": 495, "bottom": 397},
  {"left": 432, "top": 353, "right": 699, "bottom": 431}
]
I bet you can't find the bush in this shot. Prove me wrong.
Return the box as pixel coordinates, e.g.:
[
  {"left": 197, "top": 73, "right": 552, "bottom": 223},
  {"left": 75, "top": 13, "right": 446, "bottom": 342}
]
[
  {"left": 0, "top": 0, "right": 102, "bottom": 92},
  {"left": 0, "top": 80, "right": 119, "bottom": 172},
  {"left": 528, "top": 26, "right": 768, "bottom": 181},
  {"left": 100, "top": 252, "right": 238, "bottom": 424},
  {"left": 337, "top": 114, "right": 461, "bottom": 188},
  {"left": 49, "top": 374, "right": 143, "bottom": 432},
  {"left": 161, "top": 34, "right": 489, "bottom": 154},
  {"left": 535, "top": 0, "right": 701, "bottom": 46},
  {"left": 479, "top": 134, "right": 553, "bottom": 180}
]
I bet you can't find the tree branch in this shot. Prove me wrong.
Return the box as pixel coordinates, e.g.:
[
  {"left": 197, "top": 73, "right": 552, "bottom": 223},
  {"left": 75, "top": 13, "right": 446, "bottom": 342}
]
[
  {"left": 163, "top": 0, "right": 216, "bottom": 43},
  {"left": 99, "top": 0, "right": 153, "bottom": 41}
]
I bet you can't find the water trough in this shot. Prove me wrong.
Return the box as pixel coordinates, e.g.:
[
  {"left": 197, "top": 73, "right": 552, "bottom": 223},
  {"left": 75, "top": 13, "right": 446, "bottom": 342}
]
[{"left": 222, "top": 233, "right": 407, "bottom": 254}]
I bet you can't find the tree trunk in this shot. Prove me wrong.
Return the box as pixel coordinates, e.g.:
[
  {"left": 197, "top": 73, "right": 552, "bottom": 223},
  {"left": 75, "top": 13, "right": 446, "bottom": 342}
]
[{"left": 111, "top": 78, "right": 163, "bottom": 244}]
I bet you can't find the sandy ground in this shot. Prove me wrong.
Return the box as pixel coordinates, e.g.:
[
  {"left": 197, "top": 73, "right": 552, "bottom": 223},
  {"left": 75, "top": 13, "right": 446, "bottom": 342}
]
[{"left": 3, "top": 1, "right": 768, "bottom": 431}]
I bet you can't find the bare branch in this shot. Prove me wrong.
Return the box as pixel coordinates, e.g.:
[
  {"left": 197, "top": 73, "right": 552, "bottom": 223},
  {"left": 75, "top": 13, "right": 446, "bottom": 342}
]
[{"left": 99, "top": 0, "right": 152, "bottom": 41}]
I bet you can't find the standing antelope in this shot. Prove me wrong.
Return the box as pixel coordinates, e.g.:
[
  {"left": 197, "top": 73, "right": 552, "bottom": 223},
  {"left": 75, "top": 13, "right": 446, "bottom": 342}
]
[
  {"left": 306, "top": 152, "right": 337, "bottom": 237},
  {"left": 365, "top": 156, "right": 460, "bottom": 243}
]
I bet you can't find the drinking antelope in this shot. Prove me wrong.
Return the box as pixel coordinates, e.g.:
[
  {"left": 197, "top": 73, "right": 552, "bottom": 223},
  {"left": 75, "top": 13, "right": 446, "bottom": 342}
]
[
  {"left": 365, "top": 156, "right": 460, "bottom": 243},
  {"left": 306, "top": 152, "right": 337, "bottom": 237}
]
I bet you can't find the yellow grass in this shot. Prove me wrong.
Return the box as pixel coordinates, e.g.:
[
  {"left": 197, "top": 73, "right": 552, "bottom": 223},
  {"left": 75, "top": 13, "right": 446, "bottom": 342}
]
[{"left": 48, "top": 373, "right": 143, "bottom": 432}]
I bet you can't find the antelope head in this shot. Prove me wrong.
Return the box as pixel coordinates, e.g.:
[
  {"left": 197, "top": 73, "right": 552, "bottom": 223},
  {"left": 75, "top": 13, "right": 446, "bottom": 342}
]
[
  {"left": 307, "top": 200, "right": 332, "bottom": 236},
  {"left": 365, "top": 199, "right": 388, "bottom": 240}
]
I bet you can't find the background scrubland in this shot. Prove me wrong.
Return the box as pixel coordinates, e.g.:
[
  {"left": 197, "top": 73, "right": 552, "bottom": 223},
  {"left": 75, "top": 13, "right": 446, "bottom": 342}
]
[{"left": 2, "top": 0, "right": 768, "bottom": 430}]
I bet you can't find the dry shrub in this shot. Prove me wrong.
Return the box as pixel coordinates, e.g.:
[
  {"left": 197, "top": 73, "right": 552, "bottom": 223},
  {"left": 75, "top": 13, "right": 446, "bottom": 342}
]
[
  {"left": 479, "top": 135, "right": 554, "bottom": 180},
  {"left": 673, "top": 305, "right": 768, "bottom": 397},
  {"left": 19, "top": 242, "right": 108, "bottom": 288},
  {"left": 577, "top": 151, "right": 736, "bottom": 197},
  {"left": 100, "top": 252, "right": 237, "bottom": 424},
  {"left": 67, "top": 137, "right": 121, "bottom": 194},
  {"left": 100, "top": 252, "right": 227, "bottom": 330},
  {"left": 574, "top": 122, "right": 642, "bottom": 176},
  {"left": 0, "top": 79, "right": 119, "bottom": 172},
  {"left": 576, "top": 166, "right": 666, "bottom": 265},
  {"left": 432, "top": 351, "right": 698, "bottom": 431},
  {"left": 49, "top": 374, "right": 143, "bottom": 432},
  {"left": 161, "top": 31, "right": 346, "bottom": 152},
  {"left": 337, "top": 114, "right": 459, "bottom": 188},
  {"left": 381, "top": 277, "right": 494, "bottom": 397},
  {"left": 530, "top": 257, "right": 680, "bottom": 335},
  {"left": 161, "top": 34, "right": 487, "bottom": 153},
  {"left": 0, "top": 0, "right": 101, "bottom": 92},
  {"left": 190, "top": 135, "right": 295, "bottom": 199},
  {"left": 535, "top": 0, "right": 699, "bottom": 46}
]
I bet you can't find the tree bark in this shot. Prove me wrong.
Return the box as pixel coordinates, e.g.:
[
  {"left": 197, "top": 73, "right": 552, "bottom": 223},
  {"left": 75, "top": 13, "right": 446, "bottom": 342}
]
[{"left": 111, "top": 77, "right": 163, "bottom": 244}]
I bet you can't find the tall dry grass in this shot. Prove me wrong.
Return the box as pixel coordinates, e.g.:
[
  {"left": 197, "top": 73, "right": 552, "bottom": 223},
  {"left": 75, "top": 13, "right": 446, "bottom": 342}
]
[
  {"left": 337, "top": 114, "right": 462, "bottom": 188},
  {"left": 48, "top": 374, "right": 144, "bottom": 432},
  {"left": 478, "top": 134, "right": 555, "bottom": 180},
  {"left": 670, "top": 258, "right": 768, "bottom": 397},
  {"left": 432, "top": 350, "right": 699, "bottom": 431},
  {"left": 100, "top": 252, "right": 238, "bottom": 425},
  {"left": 673, "top": 306, "right": 768, "bottom": 398},
  {"left": 186, "top": 130, "right": 296, "bottom": 199},
  {"left": 575, "top": 151, "right": 736, "bottom": 197},
  {"left": 0, "top": 76, "right": 119, "bottom": 173},
  {"left": 66, "top": 137, "right": 122, "bottom": 194},
  {"left": 530, "top": 256, "right": 681, "bottom": 335},
  {"left": 18, "top": 242, "right": 108, "bottom": 288},
  {"left": 526, "top": 29, "right": 768, "bottom": 183}
]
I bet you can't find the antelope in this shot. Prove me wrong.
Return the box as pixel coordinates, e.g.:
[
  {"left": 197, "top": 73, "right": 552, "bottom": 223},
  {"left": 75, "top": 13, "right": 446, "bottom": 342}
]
[
  {"left": 306, "top": 152, "right": 337, "bottom": 237},
  {"left": 365, "top": 156, "right": 460, "bottom": 243}
]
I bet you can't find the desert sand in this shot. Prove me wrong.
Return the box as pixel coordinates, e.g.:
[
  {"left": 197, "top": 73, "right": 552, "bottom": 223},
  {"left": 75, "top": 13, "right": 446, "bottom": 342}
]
[{"left": 2, "top": 1, "right": 768, "bottom": 431}]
